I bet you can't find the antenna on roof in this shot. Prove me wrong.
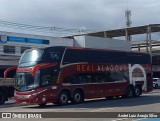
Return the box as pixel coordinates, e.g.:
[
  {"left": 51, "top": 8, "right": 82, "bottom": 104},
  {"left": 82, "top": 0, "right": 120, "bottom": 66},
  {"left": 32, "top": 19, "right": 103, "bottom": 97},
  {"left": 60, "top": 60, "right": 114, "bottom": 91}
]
[
  {"left": 125, "top": 5, "right": 132, "bottom": 41},
  {"left": 125, "top": 8, "right": 132, "bottom": 27}
]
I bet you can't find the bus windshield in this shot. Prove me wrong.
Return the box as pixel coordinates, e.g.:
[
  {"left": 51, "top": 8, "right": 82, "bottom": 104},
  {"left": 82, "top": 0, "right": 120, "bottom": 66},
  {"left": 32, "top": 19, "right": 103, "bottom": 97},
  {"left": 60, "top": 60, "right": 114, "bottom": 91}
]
[
  {"left": 15, "top": 71, "right": 40, "bottom": 92},
  {"left": 19, "top": 49, "right": 44, "bottom": 67},
  {"left": 15, "top": 68, "right": 59, "bottom": 91}
]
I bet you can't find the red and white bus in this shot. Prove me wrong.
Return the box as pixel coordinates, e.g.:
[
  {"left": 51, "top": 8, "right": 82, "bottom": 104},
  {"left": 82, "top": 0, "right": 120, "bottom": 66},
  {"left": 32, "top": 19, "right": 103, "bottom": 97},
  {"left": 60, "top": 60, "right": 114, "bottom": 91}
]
[{"left": 14, "top": 46, "right": 153, "bottom": 106}]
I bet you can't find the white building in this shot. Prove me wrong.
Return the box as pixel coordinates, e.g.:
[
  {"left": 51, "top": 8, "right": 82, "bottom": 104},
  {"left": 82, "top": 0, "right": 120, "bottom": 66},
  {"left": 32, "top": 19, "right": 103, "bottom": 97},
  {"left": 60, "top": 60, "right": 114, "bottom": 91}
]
[
  {"left": 74, "top": 35, "right": 131, "bottom": 50},
  {"left": 0, "top": 31, "right": 73, "bottom": 77}
]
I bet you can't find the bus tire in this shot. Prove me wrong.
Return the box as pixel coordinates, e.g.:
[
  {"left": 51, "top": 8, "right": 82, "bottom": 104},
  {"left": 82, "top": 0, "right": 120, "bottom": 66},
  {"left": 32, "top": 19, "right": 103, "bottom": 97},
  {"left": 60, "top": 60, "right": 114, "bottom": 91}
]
[
  {"left": 0, "top": 91, "right": 6, "bottom": 105},
  {"left": 134, "top": 86, "right": 142, "bottom": 97},
  {"left": 72, "top": 90, "right": 84, "bottom": 104},
  {"left": 125, "top": 86, "right": 134, "bottom": 98},
  {"left": 58, "top": 91, "right": 69, "bottom": 105}
]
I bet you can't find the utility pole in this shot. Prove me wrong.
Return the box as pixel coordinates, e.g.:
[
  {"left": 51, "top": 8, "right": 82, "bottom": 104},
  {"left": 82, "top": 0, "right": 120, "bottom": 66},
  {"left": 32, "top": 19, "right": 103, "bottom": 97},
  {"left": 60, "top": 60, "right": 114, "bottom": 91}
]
[
  {"left": 125, "top": 9, "right": 132, "bottom": 27},
  {"left": 125, "top": 9, "right": 132, "bottom": 41}
]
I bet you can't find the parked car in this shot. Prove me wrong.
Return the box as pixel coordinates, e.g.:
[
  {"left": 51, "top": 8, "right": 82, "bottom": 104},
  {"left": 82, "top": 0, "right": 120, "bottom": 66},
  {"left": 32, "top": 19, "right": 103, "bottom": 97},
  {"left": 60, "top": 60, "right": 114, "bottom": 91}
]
[{"left": 153, "top": 78, "right": 160, "bottom": 89}]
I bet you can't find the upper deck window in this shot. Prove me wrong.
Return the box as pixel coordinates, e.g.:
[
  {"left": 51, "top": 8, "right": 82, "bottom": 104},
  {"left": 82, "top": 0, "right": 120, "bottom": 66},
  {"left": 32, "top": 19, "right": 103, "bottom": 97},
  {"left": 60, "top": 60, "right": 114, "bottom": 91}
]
[
  {"left": 19, "top": 49, "right": 43, "bottom": 67},
  {"left": 40, "top": 47, "right": 65, "bottom": 63}
]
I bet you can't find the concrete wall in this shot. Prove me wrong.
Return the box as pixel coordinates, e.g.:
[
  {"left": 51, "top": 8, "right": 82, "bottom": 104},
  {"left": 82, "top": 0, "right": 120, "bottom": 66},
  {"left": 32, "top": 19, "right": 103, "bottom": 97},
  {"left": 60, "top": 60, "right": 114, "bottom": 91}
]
[{"left": 74, "top": 35, "right": 131, "bottom": 51}]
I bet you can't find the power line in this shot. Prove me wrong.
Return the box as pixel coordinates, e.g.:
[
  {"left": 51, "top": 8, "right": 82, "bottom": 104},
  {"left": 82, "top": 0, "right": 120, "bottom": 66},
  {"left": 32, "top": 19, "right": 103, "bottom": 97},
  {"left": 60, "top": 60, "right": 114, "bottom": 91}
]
[{"left": 0, "top": 19, "right": 92, "bottom": 34}]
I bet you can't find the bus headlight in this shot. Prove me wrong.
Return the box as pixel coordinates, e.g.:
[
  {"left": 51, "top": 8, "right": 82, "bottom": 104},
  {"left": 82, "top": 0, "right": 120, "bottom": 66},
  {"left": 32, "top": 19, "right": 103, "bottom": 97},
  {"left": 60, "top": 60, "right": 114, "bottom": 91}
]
[
  {"left": 31, "top": 89, "right": 47, "bottom": 97},
  {"left": 24, "top": 95, "right": 32, "bottom": 99},
  {"left": 14, "top": 93, "right": 32, "bottom": 99}
]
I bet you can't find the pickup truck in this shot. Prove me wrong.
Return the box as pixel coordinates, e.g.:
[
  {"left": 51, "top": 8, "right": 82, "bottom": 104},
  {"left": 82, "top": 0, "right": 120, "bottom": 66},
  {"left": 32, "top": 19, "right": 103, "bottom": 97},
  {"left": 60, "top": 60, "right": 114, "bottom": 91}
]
[{"left": 153, "top": 78, "right": 160, "bottom": 89}]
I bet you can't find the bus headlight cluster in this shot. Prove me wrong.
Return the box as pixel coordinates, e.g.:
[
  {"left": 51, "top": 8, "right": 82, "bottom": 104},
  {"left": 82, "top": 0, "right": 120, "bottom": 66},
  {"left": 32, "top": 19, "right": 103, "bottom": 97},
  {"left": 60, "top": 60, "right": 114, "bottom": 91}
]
[
  {"left": 31, "top": 89, "right": 47, "bottom": 97},
  {"left": 14, "top": 93, "right": 32, "bottom": 99}
]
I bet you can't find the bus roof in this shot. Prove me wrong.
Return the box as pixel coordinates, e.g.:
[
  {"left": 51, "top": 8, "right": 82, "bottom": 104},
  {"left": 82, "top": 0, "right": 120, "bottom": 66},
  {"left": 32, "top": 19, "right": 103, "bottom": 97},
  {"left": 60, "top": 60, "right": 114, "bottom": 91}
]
[{"left": 54, "top": 46, "right": 150, "bottom": 55}]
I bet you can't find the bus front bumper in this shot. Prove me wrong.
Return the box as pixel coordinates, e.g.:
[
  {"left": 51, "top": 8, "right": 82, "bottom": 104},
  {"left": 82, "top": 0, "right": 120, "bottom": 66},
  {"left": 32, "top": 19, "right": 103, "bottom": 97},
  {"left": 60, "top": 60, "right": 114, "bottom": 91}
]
[{"left": 14, "top": 90, "right": 58, "bottom": 105}]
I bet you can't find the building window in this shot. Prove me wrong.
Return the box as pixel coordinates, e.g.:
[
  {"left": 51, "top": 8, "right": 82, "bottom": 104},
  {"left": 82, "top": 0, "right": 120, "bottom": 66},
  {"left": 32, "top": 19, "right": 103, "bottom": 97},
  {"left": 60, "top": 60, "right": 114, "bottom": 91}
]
[
  {"left": 21, "top": 47, "right": 31, "bottom": 54},
  {"left": 3, "top": 45, "right": 15, "bottom": 54}
]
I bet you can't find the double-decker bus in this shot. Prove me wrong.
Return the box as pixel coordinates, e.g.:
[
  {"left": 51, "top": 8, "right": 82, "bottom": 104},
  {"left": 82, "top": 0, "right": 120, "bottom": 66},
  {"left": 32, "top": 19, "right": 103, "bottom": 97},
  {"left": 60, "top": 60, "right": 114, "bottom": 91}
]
[{"left": 14, "top": 46, "right": 152, "bottom": 106}]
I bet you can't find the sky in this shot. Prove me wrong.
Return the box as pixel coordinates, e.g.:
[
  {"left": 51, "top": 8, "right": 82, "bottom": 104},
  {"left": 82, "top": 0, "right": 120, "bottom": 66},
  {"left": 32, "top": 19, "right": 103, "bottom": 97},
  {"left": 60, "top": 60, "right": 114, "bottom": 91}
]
[{"left": 0, "top": 0, "right": 160, "bottom": 38}]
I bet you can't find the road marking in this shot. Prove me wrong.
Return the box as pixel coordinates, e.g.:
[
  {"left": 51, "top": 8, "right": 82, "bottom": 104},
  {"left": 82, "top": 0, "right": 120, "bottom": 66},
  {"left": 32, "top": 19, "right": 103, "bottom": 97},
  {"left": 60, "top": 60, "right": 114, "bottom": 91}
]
[
  {"left": 132, "top": 118, "right": 146, "bottom": 121},
  {"left": 91, "top": 107, "right": 115, "bottom": 112},
  {"left": 112, "top": 118, "right": 128, "bottom": 121}
]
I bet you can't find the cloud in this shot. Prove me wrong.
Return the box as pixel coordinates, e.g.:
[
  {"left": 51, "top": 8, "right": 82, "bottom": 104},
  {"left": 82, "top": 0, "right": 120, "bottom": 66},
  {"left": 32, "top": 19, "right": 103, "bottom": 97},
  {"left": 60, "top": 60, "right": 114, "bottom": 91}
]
[{"left": 0, "top": 0, "right": 160, "bottom": 37}]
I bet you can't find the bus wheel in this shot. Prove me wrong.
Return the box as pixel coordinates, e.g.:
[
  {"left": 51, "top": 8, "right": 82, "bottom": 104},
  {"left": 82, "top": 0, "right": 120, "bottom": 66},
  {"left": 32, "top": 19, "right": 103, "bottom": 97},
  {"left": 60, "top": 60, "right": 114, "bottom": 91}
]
[
  {"left": 0, "top": 92, "right": 6, "bottom": 105},
  {"left": 134, "top": 86, "right": 142, "bottom": 97},
  {"left": 126, "top": 86, "right": 134, "bottom": 98},
  {"left": 58, "top": 91, "right": 69, "bottom": 105},
  {"left": 72, "top": 90, "right": 84, "bottom": 104}
]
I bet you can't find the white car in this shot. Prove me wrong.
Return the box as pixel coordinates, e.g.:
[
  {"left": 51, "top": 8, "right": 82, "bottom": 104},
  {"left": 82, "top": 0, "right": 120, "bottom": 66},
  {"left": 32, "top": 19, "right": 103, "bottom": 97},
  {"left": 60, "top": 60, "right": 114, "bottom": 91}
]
[{"left": 153, "top": 78, "right": 160, "bottom": 89}]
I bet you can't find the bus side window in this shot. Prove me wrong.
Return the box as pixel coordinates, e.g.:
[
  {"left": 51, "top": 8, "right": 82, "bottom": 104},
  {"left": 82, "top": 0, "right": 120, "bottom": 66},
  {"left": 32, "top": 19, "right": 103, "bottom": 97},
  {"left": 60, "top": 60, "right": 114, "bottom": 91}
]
[
  {"left": 105, "top": 72, "right": 113, "bottom": 82},
  {"left": 50, "top": 53, "right": 60, "bottom": 60},
  {"left": 63, "top": 76, "right": 77, "bottom": 84},
  {"left": 109, "top": 71, "right": 127, "bottom": 82},
  {"left": 64, "top": 74, "right": 93, "bottom": 84},
  {"left": 51, "top": 75, "right": 58, "bottom": 84},
  {"left": 78, "top": 75, "right": 87, "bottom": 84},
  {"left": 63, "top": 77, "right": 70, "bottom": 84},
  {"left": 51, "top": 69, "right": 59, "bottom": 84},
  {"left": 87, "top": 75, "right": 92, "bottom": 83},
  {"left": 41, "top": 75, "right": 51, "bottom": 86},
  {"left": 93, "top": 73, "right": 106, "bottom": 83}
]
